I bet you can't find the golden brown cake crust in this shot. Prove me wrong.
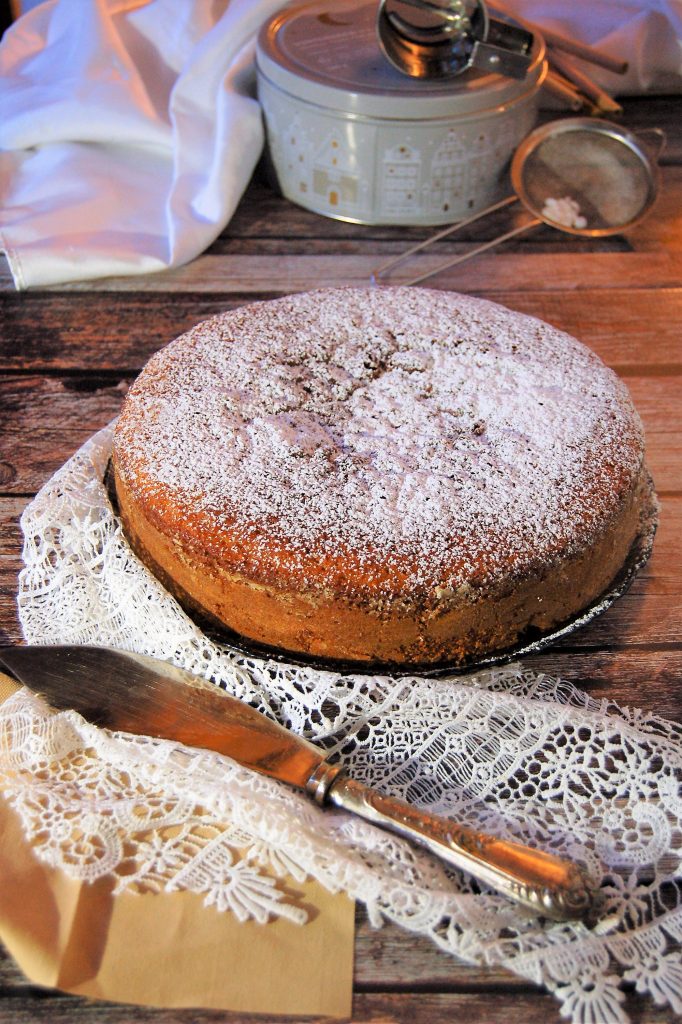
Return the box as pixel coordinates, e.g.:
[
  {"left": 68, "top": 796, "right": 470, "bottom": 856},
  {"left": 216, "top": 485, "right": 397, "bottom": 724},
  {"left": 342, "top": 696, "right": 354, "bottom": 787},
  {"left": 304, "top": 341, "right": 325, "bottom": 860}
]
[{"left": 112, "top": 287, "right": 650, "bottom": 666}]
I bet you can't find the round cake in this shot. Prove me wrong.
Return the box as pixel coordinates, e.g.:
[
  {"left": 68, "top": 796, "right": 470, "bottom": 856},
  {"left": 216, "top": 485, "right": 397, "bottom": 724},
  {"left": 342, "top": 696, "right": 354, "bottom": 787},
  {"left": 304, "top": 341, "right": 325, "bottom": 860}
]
[{"left": 112, "top": 287, "right": 653, "bottom": 667}]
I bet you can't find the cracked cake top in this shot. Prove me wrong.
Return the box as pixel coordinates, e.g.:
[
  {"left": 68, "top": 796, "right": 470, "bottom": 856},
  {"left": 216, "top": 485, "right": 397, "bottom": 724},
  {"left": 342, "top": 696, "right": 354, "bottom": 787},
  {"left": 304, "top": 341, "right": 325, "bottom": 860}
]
[{"left": 113, "top": 287, "right": 644, "bottom": 596}]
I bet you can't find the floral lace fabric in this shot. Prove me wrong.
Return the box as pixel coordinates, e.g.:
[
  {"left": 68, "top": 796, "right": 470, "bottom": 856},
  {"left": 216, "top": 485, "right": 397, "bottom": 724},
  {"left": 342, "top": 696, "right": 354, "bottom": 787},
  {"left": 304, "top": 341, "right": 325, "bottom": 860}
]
[{"left": 3, "top": 423, "right": 682, "bottom": 1023}]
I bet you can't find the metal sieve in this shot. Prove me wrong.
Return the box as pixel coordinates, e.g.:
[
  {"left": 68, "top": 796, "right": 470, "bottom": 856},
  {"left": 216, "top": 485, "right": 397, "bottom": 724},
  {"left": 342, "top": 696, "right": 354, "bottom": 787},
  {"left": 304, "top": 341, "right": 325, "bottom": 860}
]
[{"left": 372, "top": 117, "right": 664, "bottom": 286}]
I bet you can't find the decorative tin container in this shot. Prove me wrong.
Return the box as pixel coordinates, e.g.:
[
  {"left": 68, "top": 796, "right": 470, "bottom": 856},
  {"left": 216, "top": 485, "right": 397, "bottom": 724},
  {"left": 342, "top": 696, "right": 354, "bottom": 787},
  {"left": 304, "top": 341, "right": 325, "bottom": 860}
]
[{"left": 256, "top": 0, "right": 547, "bottom": 226}]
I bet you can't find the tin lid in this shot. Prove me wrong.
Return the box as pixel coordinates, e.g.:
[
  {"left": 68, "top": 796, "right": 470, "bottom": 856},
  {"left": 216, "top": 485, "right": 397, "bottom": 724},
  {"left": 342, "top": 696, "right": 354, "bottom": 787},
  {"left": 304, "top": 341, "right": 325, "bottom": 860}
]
[{"left": 256, "top": 0, "right": 545, "bottom": 120}]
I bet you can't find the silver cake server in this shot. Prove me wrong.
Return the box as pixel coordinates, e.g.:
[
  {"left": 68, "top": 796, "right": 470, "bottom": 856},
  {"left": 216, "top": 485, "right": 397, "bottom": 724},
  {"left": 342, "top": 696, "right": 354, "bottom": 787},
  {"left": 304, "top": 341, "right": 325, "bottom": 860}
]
[{"left": 0, "top": 644, "right": 593, "bottom": 922}]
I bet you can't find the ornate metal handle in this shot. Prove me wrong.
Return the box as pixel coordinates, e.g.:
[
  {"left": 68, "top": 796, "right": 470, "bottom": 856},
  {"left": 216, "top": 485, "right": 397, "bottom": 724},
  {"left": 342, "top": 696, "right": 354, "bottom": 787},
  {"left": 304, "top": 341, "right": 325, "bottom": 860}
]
[{"left": 307, "top": 765, "right": 593, "bottom": 922}]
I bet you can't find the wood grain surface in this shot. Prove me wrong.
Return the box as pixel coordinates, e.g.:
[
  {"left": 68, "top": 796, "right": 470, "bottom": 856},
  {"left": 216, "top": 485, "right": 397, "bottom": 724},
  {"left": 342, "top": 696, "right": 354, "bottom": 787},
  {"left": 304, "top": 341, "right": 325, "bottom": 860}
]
[{"left": 0, "top": 93, "right": 681, "bottom": 1023}]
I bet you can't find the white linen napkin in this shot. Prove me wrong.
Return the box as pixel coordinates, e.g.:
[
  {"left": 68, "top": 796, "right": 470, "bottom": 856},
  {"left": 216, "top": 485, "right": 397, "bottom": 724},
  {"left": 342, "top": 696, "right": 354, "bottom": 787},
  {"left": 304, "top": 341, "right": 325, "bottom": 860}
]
[
  {"left": 0, "top": 0, "right": 284, "bottom": 289},
  {"left": 498, "top": 0, "right": 682, "bottom": 95},
  {"left": 1, "top": 0, "right": 681, "bottom": 290}
]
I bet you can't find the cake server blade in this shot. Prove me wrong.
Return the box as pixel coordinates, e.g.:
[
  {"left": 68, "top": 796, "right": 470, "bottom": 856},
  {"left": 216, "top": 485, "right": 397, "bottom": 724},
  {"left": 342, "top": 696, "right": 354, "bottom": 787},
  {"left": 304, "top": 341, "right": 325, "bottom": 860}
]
[
  {"left": 0, "top": 644, "right": 595, "bottom": 923},
  {"left": 0, "top": 644, "right": 322, "bottom": 789}
]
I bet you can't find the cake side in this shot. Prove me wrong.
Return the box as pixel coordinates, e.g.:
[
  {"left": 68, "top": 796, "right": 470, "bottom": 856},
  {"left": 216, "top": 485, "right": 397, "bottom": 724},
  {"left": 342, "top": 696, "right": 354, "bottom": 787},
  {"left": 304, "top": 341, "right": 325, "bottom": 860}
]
[{"left": 113, "top": 460, "right": 650, "bottom": 665}]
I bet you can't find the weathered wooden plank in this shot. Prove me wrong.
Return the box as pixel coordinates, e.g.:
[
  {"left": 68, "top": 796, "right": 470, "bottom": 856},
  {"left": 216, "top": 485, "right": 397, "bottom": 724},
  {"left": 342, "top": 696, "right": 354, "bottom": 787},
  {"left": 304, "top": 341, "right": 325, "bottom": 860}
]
[
  {"left": 563, "top": 588, "right": 682, "bottom": 649},
  {"left": 0, "top": 377, "right": 126, "bottom": 492},
  {"left": 0, "top": 497, "right": 25, "bottom": 645},
  {"left": 626, "top": 376, "right": 682, "bottom": 433},
  {"left": 0, "top": 984, "right": 671, "bottom": 1024},
  {"left": 496, "top": 290, "right": 682, "bottom": 374},
  {"left": 625, "top": 379, "right": 682, "bottom": 491},
  {"left": 612, "top": 94, "right": 682, "bottom": 164},
  {"left": 349, "top": 991, "right": 678, "bottom": 1023},
  {"left": 1, "top": 287, "right": 681, "bottom": 374},
  {"left": 0, "top": 295, "right": 241, "bottom": 370},
  {"left": 7, "top": 251, "right": 680, "bottom": 295},
  {"left": 525, "top": 648, "right": 682, "bottom": 721},
  {"left": 0, "top": 922, "right": 674, "bottom": 1023},
  {"left": 0, "top": 195, "right": 608, "bottom": 293},
  {"left": 636, "top": 451, "right": 681, "bottom": 497},
  {"left": 1, "top": 162, "right": 680, "bottom": 293}
]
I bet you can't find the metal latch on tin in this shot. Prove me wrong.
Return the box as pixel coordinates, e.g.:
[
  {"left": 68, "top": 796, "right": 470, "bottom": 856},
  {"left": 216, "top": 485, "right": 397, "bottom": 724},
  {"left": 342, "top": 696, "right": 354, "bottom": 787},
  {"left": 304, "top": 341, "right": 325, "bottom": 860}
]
[{"left": 376, "top": 0, "right": 534, "bottom": 80}]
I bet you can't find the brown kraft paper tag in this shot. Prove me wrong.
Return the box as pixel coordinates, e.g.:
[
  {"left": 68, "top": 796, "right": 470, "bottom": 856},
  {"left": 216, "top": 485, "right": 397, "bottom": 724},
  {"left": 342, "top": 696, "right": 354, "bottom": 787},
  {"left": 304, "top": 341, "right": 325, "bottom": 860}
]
[{"left": 0, "top": 671, "right": 354, "bottom": 1015}]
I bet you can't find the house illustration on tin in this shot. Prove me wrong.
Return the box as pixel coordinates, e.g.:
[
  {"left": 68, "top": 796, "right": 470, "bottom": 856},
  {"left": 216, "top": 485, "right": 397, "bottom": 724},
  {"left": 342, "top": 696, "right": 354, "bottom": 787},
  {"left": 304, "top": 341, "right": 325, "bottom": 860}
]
[
  {"left": 311, "top": 133, "right": 360, "bottom": 210},
  {"left": 278, "top": 116, "right": 315, "bottom": 196},
  {"left": 428, "top": 130, "right": 469, "bottom": 214},
  {"left": 381, "top": 144, "right": 422, "bottom": 216}
]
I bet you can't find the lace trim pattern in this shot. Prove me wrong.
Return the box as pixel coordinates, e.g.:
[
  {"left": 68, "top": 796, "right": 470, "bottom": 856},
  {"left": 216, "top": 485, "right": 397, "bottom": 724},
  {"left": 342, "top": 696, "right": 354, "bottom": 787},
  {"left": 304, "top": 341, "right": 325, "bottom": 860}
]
[{"left": 4, "top": 423, "right": 681, "bottom": 1023}]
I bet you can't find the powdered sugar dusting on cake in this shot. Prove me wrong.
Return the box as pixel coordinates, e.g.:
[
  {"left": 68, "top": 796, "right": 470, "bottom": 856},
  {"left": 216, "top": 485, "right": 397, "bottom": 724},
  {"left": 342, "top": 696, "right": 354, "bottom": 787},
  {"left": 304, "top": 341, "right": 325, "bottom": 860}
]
[{"left": 114, "top": 288, "right": 644, "bottom": 594}]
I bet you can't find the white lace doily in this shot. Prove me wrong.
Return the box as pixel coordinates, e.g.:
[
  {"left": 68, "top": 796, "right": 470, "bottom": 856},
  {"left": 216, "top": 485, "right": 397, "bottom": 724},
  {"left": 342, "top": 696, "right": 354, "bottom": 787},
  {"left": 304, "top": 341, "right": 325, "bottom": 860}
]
[{"left": 3, "top": 423, "right": 682, "bottom": 1023}]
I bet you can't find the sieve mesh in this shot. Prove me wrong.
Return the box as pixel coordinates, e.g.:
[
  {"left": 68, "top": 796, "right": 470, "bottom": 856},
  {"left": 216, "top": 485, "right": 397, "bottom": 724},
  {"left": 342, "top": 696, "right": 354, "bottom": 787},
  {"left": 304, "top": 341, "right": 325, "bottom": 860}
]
[{"left": 514, "top": 123, "right": 659, "bottom": 234}]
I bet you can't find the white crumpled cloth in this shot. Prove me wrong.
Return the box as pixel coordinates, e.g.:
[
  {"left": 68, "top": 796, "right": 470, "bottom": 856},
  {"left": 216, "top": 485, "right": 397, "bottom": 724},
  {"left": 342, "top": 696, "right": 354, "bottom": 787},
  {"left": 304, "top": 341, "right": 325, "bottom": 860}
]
[
  {"left": 1, "top": 0, "right": 681, "bottom": 290},
  {"left": 3, "top": 422, "right": 682, "bottom": 1024},
  {"left": 499, "top": 0, "right": 682, "bottom": 95},
  {"left": 0, "top": 0, "right": 284, "bottom": 289}
]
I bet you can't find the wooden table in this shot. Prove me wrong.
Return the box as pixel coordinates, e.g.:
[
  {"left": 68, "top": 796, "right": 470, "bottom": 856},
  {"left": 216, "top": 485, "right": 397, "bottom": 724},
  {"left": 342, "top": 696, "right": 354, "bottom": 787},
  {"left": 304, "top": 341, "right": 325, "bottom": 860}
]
[{"left": 0, "top": 94, "right": 680, "bottom": 1023}]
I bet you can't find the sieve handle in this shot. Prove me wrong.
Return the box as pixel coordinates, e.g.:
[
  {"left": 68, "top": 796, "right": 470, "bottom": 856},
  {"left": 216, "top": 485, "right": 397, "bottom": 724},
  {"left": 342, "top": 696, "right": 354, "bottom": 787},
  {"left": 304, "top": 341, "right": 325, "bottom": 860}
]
[
  {"left": 636, "top": 128, "right": 666, "bottom": 161},
  {"left": 371, "top": 195, "right": 518, "bottom": 284},
  {"left": 400, "top": 216, "right": 541, "bottom": 286}
]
